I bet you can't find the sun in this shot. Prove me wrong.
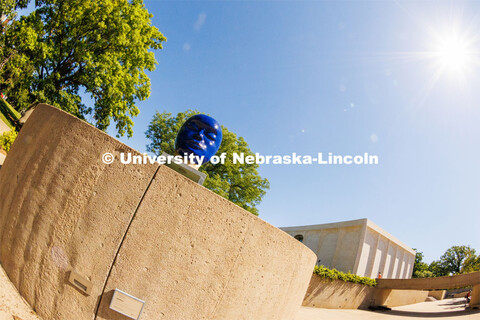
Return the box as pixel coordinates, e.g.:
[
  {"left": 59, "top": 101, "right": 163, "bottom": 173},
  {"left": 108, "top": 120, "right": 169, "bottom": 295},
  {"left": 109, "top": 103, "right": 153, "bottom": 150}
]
[{"left": 434, "top": 32, "right": 473, "bottom": 73}]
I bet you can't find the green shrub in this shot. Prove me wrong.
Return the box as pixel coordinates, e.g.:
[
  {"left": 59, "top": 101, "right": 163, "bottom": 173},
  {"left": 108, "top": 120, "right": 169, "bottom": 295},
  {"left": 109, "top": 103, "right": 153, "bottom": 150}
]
[
  {"left": 0, "top": 129, "right": 18, "bottom": 152},
  {"left": 313, "top": 265, "right": 377, "bottom": 287}
]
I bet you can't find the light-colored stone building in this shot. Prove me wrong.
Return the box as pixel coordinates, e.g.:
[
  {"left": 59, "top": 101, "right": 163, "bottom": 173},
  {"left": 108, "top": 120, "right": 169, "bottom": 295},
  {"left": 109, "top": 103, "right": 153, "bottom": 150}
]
[{"left": 281, "top": 218, "right": 415, "bottom": 279}]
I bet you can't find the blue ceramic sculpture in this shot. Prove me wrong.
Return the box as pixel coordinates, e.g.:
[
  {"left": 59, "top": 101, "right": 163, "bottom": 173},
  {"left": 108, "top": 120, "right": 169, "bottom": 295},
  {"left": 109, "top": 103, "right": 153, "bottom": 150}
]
[{"left": 175, "top": 114, "right": 223, "bottom": 165}]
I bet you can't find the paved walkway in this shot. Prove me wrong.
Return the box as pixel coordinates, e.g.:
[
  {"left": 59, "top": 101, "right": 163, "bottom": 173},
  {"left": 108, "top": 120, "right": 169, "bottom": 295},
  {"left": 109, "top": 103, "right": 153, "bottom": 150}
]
[
  {"left": 296, "top": 298, "right": 480, "bottom": 319},
  {"left": 1, "top": 263, "right": 479, "bottom": 319}
]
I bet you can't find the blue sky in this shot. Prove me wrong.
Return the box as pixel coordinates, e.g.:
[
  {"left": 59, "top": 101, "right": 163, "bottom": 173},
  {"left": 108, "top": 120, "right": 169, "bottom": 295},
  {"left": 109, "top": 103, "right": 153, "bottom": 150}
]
[
  {"left": 105, "top": 0, "right": 480, "bottom": 263},
  {"left": 25, "top": 1, "right": 480, "bottom": 263}
]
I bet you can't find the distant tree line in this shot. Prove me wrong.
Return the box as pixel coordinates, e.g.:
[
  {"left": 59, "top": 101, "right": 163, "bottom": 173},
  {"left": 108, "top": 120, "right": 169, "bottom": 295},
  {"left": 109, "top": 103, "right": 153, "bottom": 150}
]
[{"left": 413, "top": 245, "right": 480, "bottom": 278}]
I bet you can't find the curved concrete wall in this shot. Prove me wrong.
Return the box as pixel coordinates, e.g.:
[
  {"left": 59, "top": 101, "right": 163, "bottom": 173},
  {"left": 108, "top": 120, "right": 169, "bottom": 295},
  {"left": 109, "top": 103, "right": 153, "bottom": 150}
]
[
  {"left": 302, "top": 275, "right": 375, "bottom": 309},
  {"left": 302, "top": 274, "right": 428, "bottom": 310},
  {"left": 0, "top": 104, "right": 316, "bottom": 320},
  {"left": 376, "top": 271, "right": 480, "bottom": 290}
]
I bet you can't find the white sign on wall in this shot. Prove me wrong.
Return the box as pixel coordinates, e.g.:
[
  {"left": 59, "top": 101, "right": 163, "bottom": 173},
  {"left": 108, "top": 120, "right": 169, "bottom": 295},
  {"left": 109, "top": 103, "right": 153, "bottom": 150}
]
[{"left": 109, "top": 288, "right": 145, "bottom": 320}]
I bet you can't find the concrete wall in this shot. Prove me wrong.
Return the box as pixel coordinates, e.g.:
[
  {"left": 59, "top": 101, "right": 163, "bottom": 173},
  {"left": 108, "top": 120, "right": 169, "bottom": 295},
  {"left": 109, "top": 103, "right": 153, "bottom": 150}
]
[
  {"left": 302, "top": 274, "right": 375, "bottom": 309},
  {"left": 0, "top": 104, "right": 317, "bottom": 320},
  {"left": 471, "top": 284, "right": 480, "bottom": 308},
  {"left": 428, "top": 290, "right": 446, "bottom": 300},
  {"left": 302, "top": 225, "right": 362, "bottom": 271},
  {"left": 302, "top": 274, "right": 428, "bottom": 310},
  {"left": 282, "top": 219, "right": 415, "bottom": 279},
  {"left": 376, "top": 271, "right": 480, "bottom": 290},
  {"left": 373, "top": 289, "right": 428, "bottom": 308}
]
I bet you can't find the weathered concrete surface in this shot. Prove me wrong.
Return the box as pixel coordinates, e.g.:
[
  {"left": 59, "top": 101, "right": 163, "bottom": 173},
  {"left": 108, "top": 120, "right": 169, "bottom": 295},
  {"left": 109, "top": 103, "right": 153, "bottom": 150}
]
[
  {"left": 302, "top": 274, "right": 428, "bottom": 310},
  {"left": 0, "top": 104, "right": 159, "bottom": 319},
  {"left": 428, "top": 290, "right": 446, "bottom": 300},
  {"left": 377, "top": 271, "right": 480, "bottom": 290},
  {"left": 0, "top": 264, "right": 41, "bottom": 320},
  {"left": 472, "top": 284, "right": 480, "bottom": 308},
  {"left": 373, "top": 289, "right": 428, "bottom": 308},
  {"left": 0, "top": 104, "right": 317, "bottom": 320},
  {"left": 96, "top": 165, "right": 316, "bottom": 320},
  {"left": 377, "top": 271, "right": 480, "bottom": 308},
  {"left": 302, "top": 275, "right": 375, "bottom": 309},
  {"left": 3, "top": 261, "right": 477, "bottom": 320}
]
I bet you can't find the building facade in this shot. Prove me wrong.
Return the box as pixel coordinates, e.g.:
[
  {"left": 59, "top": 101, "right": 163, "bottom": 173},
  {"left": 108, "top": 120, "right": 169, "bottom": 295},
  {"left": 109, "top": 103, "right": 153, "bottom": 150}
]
[{"left": 281, "top": 218, "right": 415, "bottom": 279}]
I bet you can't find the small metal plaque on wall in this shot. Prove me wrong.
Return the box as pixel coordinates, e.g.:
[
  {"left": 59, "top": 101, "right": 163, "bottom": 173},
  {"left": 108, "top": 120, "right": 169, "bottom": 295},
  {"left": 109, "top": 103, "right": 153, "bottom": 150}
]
[
  {"left": 109, "top": 289, "right": 145, "bottom": 320},
  {"left": 68, "top": 270, "right": 93, "bottom": 295}
]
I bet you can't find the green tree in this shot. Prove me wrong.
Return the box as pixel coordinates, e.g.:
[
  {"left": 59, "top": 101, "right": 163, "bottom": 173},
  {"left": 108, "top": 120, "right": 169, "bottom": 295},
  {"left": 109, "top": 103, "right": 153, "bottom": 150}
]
[
  {"left": 435, "top": 245, "right": 477, "bottom": 275},
  {"left": 0, "top": 0, "right": 29, "bottom": 17},
  {"left": 1, "top": 0, "right": 166, "bottom": 137},
  {"left": 412, "top": 249, "right": 433, "bottom": 278},
  {"left": 462, "top": 254, "right": 480, "bottom": 273},
  {"left": 428, "top": 260, "right": 448, "bottom": 277},
  {"left": 0, "top": 0, "right": 29, "bottom": 80},
  {"left": 145, "top": 110, "right": 270, "bottom": 216}
]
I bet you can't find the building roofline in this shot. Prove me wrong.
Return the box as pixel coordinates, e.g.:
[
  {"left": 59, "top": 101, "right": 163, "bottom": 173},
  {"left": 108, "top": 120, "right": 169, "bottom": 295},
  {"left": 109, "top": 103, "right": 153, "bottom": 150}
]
[
  {"left": 279, "top": 218, "right": 368, "bottom": 232},
  {"left": 365, "top": 219, "right": 415, "bottom": 255},
  {"left": 280, "top": 218, "right": 415, "bottom": 255}
]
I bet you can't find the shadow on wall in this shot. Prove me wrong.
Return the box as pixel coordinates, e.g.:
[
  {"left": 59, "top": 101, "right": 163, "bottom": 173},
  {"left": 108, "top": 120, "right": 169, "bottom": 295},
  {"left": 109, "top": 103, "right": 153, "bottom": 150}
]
[{"left": 303, "top": 274, "right": 428, "bottom": 310}]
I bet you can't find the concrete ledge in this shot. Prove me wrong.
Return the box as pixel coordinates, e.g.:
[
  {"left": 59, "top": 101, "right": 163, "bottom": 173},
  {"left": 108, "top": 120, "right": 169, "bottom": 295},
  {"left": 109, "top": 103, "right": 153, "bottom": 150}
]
[
  {"left": 373, "top": 289, "right": 428, "bottom": 308},
  {"left": 303, "top": 274, "right": 428, "bottom": 310},
  {"left": 428, "top": 290, "right": 446, "bottom": 300},
  {"left": 302, "top": 275, "right": 375, "bottom": 309},
  {"left": 377, "top": 272, "right": 480, "bottom": 290},
  {"left": 471, "top": 284, "right": 480, "bottom": 309},
  {"left": 0, "top": 104, "right": 317, "bottom": 320}
]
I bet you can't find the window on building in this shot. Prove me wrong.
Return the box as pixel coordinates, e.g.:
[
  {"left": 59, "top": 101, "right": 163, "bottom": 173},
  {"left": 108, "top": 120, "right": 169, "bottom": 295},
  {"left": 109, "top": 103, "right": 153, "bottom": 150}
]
[{"left": 294, "top": 234, "right": 304, "bottom": 242}]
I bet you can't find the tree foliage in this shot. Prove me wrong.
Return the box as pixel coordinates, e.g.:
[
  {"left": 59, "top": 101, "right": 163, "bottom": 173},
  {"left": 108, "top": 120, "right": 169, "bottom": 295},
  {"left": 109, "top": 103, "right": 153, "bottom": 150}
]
[
  {"left": 437, "top": 245, "right": 477, "bottom": 275},
  {"left": 0, "top": 0, "right": 29, "bottom": 17},
  {"left": 428, "top": 260, "right": 449, "bottom": 277},
  {"left": 412, "top": 249, "right": 433, "bottom": 278},
  {"left": 313, "top": 265, "right": 377, "bottom": 287},
  {"left": 412, "top": 246, "right": 480, "bottom": 278},
  {"left": 0, "top": 128, "right": 17, "bottom": 151},
  {"left": 462, "top": 254, "right": 480, "bottom": 274},
  {"left": 0, "top": 0, "right": 166, "bottom": 137},
  {"left": 146, "top": 109, "right": 270, "bottom": 215}
]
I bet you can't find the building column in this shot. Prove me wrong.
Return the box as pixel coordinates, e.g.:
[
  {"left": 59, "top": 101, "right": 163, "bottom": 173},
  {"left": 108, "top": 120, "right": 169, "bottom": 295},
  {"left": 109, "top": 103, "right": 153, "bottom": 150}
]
[
  {"left": 379, "top": 239, "right": 390, "bottom": 277},
  {"left": 366, "top": 232, "right": 380, "bottom": 278},
  {"left": 331, "top": 229, "right": 345, "bottom": 268},
  {"left": 352, "top": 221, "right": 368, "bottom": 275},
  {"left": 396, "top": 250, "right": 405, "bottom": 279},
  {"left": 388, "top": 245, "right": 398, "bottom": 279}
]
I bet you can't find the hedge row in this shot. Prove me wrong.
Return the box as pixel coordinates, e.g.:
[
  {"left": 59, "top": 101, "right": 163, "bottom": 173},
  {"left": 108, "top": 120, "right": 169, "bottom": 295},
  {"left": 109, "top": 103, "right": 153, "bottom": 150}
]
[
  {"left": 0, "top": 129, "right": 18, "bottom": 152},
  {"left": 313, "top": 265, "right": 377, "bottom": 287}
]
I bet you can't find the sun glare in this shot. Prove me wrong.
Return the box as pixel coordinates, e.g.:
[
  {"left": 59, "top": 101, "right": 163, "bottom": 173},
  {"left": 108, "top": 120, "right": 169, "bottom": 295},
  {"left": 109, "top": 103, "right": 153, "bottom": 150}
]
[{"left": 435, "top": 32, "right": 473, "bottom": 73}]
